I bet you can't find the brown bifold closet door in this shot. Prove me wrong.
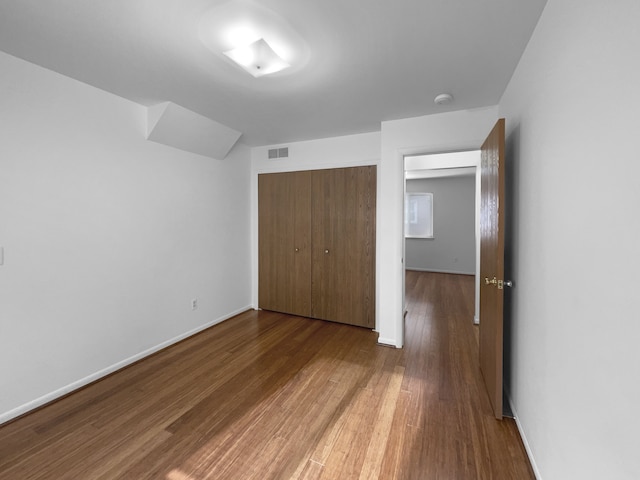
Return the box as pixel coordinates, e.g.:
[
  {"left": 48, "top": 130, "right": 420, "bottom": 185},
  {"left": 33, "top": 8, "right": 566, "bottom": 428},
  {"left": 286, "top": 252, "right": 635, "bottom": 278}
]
[
  {"left": 258, "top": 171, "right": 312, "bottom": 317},
  {"left": 258, "top": 166, "right": 376, "bottom": 328}
]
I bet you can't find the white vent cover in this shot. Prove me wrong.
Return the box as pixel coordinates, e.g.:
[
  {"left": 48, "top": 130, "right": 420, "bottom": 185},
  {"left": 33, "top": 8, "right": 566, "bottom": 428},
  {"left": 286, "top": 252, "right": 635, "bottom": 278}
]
[{"left": 268, "top": 147, "right": 289, "bottom": 159}]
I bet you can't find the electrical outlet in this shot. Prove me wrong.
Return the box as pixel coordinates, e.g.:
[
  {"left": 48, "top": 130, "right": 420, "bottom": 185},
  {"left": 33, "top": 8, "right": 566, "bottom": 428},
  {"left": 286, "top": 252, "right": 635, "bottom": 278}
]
[{"left": 191, "top": 298, "right": 198, "bottom": 310}]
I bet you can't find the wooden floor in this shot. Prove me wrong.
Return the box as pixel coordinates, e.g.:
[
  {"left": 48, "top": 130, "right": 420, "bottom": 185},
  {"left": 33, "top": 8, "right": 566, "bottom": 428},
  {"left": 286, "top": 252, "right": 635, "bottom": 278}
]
[{"left": 0, "top": 271, "right": 534, "bottom": 479}]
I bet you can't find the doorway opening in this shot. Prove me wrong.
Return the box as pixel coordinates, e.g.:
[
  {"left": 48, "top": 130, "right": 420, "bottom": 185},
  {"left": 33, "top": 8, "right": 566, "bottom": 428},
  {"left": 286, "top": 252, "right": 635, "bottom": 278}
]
[{"left": 403, "top": 150, "right": 481, "bottom": 328}]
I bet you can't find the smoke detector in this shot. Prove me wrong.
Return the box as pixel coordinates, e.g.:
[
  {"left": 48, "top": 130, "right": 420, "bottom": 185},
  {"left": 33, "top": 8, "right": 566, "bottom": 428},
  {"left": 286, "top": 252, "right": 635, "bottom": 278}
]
[{"left": 434, "top": 93, "right": 453, "bottom": 105}]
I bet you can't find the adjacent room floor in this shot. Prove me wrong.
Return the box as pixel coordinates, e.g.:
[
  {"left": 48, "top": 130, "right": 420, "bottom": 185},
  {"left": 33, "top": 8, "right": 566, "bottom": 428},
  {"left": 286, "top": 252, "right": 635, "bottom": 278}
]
[{"left": 0, "top": 271, "right": 534, "bottom": 479}]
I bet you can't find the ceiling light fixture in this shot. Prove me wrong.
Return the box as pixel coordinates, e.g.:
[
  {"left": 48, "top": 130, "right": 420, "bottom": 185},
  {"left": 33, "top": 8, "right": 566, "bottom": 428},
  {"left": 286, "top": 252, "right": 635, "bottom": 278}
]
[
  {"left": 224, "top": 38, "right": 290, "bottom": 77},
  {"left": 199, "top": 0, "right": 310, "bottom": 79},
  {"left": 434, "top": 93, "right": 454, "bottom": 105}
]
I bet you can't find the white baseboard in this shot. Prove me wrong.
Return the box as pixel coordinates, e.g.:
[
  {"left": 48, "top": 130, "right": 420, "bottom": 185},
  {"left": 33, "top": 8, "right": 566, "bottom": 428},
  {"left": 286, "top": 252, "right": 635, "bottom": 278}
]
[
  {"left": 508, "top": 393, "right": 542, "bottom": 479},
  {"left": 377, "top": 336, "right": 401, "bottom": 348},
  {"left": 0, "top": 305, "right": 252, "bottom": 425}
]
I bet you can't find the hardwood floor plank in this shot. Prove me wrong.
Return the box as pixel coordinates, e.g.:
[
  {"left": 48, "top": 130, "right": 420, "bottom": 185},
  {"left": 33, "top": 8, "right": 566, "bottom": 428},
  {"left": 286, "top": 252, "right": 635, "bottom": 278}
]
[
  {"left": 358, "top": 365, "right": 405, "bottom": 480},
  {"left": 293, "top": 459, "right": 324, "bottom": 480},
  {"left": 377, "top": 389, "right": 413, "bottom": 480},
  {"left": 0, "top": 272, "right": 534, "bottom": 479}
]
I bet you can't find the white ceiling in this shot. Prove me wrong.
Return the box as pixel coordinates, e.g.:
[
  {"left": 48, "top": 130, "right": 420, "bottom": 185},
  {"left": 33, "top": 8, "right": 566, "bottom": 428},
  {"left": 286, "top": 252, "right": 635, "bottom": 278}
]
[{"left": 0, "top": 0, "right": 547, "bottom": 147}]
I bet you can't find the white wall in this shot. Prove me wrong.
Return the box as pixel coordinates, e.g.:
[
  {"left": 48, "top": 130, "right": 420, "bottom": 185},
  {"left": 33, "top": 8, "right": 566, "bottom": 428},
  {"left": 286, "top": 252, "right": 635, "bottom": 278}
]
[
  {"left": 0, "top": 51, "right": 252, "bottom": 423},
  {"left": 379, "top": 107, "right": 499, "bottom": 346},
  {"left": 498, "top": 0, "right": 640, "bottom": 478},
  {"left": 250, "top": 132, "right": 380, "bottom": 321}
]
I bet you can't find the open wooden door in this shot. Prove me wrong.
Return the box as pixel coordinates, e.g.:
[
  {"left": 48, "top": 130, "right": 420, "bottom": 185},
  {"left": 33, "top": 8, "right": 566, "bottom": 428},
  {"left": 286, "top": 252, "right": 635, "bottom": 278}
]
[{"left": 479, "top": 118, "right": 507, "bottom": 419}]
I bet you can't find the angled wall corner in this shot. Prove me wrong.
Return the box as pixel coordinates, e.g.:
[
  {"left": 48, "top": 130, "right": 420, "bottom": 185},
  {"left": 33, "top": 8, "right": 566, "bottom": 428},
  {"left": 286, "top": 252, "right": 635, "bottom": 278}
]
[{"left": 146, "top": 102, "right": 242, "bottom": 159}]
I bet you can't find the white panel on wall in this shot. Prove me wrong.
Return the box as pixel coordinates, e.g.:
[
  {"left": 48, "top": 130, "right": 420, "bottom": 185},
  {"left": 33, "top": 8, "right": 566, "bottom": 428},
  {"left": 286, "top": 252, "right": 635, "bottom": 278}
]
[{"left": 146, "top": 102, "right": 242, "bottom": 159}]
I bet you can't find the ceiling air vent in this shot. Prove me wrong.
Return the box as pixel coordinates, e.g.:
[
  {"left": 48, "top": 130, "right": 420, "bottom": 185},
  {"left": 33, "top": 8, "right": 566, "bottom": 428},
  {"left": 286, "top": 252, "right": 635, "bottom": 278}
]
[{"left": 268, "top": 147, "right": 289, "bottom": 159}]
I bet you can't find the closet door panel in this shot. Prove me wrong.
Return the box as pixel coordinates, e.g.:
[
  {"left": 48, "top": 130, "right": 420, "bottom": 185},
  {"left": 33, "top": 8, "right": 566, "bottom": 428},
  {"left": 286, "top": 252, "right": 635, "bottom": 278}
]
[
  {"left": 311, "top": 166, "right": 376, "bottom": 327},
  {"left": 291, "top": 171, "right": 312, "bottom": 315},
  {"left": 310, "top": 168, "right": 345, "bottom": 322},
  {"left": 343, "top": 166, "right": 376, "bottom": 328},
  {"left": 258, "top": 171, "right": 311, "bottom": 316}
]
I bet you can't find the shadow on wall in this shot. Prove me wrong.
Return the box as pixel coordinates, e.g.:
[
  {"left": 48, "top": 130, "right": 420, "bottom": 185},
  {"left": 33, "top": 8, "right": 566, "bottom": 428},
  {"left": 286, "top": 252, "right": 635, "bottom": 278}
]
[{"left": 503, "top": 121, "right": 521, "bottom": 410}]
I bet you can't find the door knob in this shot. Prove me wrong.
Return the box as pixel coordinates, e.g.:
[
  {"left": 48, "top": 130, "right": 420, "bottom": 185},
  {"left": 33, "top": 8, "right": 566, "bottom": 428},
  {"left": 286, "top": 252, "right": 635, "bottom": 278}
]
[
  {"left": 324, "top": 249, "right": 330, "bottom": 254},
  {"left": 485, "top": 277, "right": 513, "bottom": 289},
  {"left": 295, "top": 247, "right": 300, "bottom": 253}
]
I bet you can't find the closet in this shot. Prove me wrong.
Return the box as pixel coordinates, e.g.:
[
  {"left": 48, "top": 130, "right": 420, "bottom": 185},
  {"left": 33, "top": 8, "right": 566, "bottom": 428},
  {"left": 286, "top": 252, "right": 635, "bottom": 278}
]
[{"left": 258, "top": 166, "right": 376, "bottom": 328}]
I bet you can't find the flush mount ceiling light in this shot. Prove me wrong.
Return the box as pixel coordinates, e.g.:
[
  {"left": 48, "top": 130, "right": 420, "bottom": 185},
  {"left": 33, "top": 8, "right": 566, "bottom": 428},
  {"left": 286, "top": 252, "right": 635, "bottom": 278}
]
[
  {"left": 199, "top": 0, "right": 310, "bottom": 78},
  {"left": 224, "top": 38, "right": 290, "bottom": 77},
  {"left": 434, "top": 93, "right": 454, "bottom": 105}
]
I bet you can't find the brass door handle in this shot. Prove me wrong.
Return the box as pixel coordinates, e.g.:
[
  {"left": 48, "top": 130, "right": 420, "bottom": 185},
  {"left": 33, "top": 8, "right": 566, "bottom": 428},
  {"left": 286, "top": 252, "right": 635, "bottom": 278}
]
[{"left": 485, "top": 277, "right": 514, "bottom": 289}]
